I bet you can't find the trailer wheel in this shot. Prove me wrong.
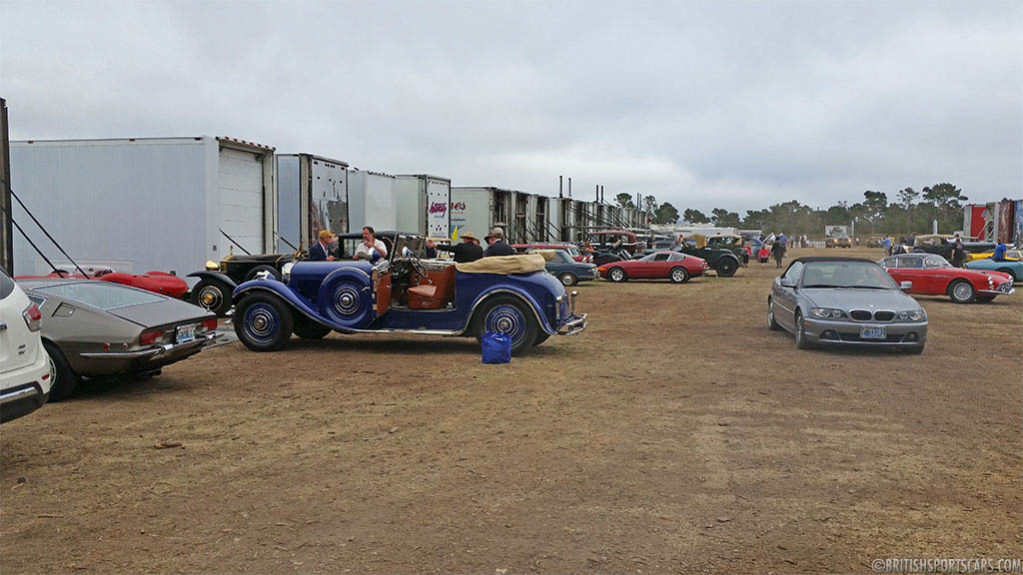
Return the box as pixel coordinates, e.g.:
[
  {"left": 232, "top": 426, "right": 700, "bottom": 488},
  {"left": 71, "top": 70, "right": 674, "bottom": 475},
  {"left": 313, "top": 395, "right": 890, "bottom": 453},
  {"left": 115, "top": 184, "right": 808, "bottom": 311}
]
[{"left": 192, "top": 278, "right": 233, "bottom": 316}]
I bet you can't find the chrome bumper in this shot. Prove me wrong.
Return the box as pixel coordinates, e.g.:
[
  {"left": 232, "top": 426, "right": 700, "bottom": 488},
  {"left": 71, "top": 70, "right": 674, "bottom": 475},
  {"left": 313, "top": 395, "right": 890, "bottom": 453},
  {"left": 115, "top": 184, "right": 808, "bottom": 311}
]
[
  {"left": 0, "top": 385, "right": 44, "bottom": 407},
  {"left": 979, "top": 286, "right": 1015, "bottom": 295},
  {"left": 557, "top": 314, "right": 587, "bottom": 335},
  {"left": 80, "top": 332, "right": 221, "bottom": 360}
]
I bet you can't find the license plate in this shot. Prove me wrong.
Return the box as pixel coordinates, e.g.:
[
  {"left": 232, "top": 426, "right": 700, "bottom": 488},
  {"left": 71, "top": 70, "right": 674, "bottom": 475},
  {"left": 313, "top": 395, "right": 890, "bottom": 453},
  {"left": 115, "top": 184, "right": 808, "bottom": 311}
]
[
  {"left": 175, "top": 324, "right": 197, "bottom": 343},
  {"left": 860, "top": 326, "right": 885, "bottom": 340}
]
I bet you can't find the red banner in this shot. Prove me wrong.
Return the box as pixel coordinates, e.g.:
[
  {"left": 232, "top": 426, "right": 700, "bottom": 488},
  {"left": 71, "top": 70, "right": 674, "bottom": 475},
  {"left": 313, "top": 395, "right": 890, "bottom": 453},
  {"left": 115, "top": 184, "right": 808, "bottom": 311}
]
[{"left": 969, "top": 206, "right": 987, "bottom": 241}]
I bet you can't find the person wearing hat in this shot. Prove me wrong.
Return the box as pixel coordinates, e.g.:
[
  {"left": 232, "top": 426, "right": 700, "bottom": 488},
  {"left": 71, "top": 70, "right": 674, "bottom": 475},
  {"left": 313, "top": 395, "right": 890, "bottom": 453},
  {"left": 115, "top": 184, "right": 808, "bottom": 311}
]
[
  {"left": 427, "top": 231, "right": 484, "bottom": 263},
  {"left": 309, "top": 229, "right": 337, "bottom": 261},
  {"left": 483, "top": 227, "right": 514, "bottom": 257}
]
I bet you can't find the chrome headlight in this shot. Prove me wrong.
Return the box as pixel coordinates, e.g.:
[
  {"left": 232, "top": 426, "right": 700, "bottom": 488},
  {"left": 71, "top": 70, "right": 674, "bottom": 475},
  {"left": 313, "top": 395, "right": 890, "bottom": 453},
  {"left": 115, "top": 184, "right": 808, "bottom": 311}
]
[
  {"left": 896, "top": 309, "right": 926, "bottom": 322},
  {"left": 282, "top": 262, "right": 295, "bottom": 282},
  {"left": 810, "top": 307, "right": 846, "bottom": 320}
]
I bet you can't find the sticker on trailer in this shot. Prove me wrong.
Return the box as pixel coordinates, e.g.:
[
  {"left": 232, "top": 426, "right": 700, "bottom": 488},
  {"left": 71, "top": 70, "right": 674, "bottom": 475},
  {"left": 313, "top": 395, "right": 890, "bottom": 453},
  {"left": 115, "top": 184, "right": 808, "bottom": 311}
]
[{"left": 427, "top": 179, "right": 450, "bottom": 237}]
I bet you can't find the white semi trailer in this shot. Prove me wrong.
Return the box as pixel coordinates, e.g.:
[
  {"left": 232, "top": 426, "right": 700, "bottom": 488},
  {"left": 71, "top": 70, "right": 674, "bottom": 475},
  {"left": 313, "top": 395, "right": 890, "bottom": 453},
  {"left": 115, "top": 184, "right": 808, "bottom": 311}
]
[
  {"left": 277, "top": 154, "right": 349, "bottom": 253},
  {"left": 10, "top": 136, "right": 276, "bottom": 280},
  {"left": 348, "top": 170, "right": 398, "bottom": 234},
  {"left": 450, "top": 187, "right": 516, "bottom": 241},
  {"left": 395, "top": 174, "right": 452, "bottom": 238}
]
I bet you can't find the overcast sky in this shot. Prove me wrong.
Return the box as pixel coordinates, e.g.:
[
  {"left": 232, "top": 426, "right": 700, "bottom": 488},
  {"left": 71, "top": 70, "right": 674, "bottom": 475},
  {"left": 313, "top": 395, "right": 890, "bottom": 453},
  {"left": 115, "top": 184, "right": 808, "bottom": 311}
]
[{"left": 2, "top": 0, "right": 1020, "bottom": 215}]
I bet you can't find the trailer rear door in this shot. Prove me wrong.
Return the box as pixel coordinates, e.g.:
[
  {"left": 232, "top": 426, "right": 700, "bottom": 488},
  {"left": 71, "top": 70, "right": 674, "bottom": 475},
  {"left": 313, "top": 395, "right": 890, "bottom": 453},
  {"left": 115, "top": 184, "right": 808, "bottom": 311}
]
[{"left": 218, "top": 146, "right": 264, "bottom": 254}]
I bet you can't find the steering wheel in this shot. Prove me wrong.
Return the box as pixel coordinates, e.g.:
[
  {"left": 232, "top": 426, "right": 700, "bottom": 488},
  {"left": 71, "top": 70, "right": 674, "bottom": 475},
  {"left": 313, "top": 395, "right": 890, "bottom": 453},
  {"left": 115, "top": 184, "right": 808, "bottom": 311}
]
[{"left": 406, "top": 249, "right": 430, "bottom": 280}]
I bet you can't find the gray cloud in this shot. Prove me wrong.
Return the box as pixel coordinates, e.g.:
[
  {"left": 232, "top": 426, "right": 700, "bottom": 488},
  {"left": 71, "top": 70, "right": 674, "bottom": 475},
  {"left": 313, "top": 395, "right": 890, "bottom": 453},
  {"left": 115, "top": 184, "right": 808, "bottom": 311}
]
[{"left": 2, "top": 0, "right": 1020, "bottom": 215}]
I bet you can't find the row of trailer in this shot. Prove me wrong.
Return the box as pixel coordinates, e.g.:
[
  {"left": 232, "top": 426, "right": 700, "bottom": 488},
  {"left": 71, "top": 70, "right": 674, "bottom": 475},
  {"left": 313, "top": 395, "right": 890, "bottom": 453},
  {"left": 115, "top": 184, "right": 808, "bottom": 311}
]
[
  {"left": 963, "top": 201, "right": 1023, "bottom": 245},
  {"left": 6, "top": 136, "right": 649, "bottom": 280}
]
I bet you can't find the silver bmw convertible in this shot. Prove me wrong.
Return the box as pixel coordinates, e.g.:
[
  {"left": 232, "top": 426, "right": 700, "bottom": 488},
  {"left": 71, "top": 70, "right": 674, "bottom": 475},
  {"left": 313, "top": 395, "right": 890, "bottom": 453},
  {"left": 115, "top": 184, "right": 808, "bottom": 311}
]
[{"left": 768, "top": 257, "right": 928, "bottom": 353}]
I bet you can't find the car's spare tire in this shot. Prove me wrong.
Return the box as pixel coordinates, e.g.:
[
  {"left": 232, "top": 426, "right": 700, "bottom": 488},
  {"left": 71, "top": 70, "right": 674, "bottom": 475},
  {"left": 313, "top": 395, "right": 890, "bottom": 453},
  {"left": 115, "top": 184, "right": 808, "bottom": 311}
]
[
  {"left": 318, "top": 268, "right": 375, "bottom": 329},
  {"left": 244, "top": 264, "right": 282, "bottom": 282}
]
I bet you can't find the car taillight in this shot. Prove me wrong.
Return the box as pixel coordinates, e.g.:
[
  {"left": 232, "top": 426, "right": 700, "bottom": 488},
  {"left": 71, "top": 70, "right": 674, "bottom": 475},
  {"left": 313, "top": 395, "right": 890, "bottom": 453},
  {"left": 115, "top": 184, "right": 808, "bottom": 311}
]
[
  {"left": 140, "top": 328, "right": 163, "bottom": 346},
  {"left": 202, "top": 318, "right": 218, "bottom": 331},
  {"left": 23, "top": 303, "right": 42, "bottom": 332}
]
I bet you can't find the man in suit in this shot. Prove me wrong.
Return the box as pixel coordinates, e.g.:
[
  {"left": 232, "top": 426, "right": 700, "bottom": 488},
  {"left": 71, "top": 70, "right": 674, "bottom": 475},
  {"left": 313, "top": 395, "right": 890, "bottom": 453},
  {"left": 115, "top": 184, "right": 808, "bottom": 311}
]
[
  {"left": 484, "top": 227, "right": 515, "bottom": 257},
  {"left": 428, "top": 231, "right": 484, "bottom": 263},
  {"left": 308, "top": 230, "right": 337, "bottom": 261}
]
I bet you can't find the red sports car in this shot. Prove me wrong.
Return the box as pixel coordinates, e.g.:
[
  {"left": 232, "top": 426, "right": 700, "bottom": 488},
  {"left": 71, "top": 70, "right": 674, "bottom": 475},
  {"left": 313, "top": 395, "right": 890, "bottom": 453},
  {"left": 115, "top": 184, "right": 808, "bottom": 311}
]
[
  {"left": 880, "top": 253, "right": 1014, "bottom": 303},
  {"left": 17, "top": 265, "right": 189, "bottom": 299},
  {"left": 598, "top": 251, "right": 708, "bottom": 283}
]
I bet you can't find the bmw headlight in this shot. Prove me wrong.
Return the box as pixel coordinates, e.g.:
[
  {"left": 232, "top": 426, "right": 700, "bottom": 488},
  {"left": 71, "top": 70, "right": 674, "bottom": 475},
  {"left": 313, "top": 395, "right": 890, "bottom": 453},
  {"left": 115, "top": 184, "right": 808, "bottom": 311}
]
[
  {"left": 896, "top": 309, "right": 926, "bottom": 322},
  {"left": 810, "top": 307, "right": 846, "bottom": 319}
]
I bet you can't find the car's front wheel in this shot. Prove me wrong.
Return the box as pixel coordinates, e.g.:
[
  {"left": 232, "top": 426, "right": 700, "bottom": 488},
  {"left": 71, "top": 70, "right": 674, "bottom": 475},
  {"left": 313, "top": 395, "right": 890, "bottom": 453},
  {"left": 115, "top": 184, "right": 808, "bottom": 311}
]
[
  {"left": 234, "top": 294, "right": 294, "bottom": 351},
  {"left": 948, "top": 279, "right": 975, "bottom": 304},
  {"left": 669, "top": 267, "right": 689, "bottom": 283},
  {"left": 473, "top": 295, "right": 539, "bottom": 355},
  {"left": 559, "top": 273, "right": 577, "bottom": 286},
  {"left": 608, "top": 267, "right": 627, "bottom": 282},
  {"left": 192, "top": 278, "right": 233, "bottom": 316},
  {"left": 794, "top": 310, "right": 812, "bottom": 350},
  {"left": 43, "top": 341, "right": 81, "bottom": 402},
  {"left": 767, "top": 298, "right": 781, "bottom": 331}
]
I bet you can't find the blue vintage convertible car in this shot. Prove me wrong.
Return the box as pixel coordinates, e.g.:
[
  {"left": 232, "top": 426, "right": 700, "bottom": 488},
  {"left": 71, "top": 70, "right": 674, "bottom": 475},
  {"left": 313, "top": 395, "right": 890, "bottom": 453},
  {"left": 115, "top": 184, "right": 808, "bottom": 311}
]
[{"left": 231, "top": 236, "right": 586, "bottom": 354}]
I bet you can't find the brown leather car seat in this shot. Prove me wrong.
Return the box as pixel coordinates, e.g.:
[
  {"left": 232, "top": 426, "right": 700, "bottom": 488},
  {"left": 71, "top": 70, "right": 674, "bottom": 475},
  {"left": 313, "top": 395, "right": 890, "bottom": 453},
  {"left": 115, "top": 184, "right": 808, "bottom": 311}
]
[{"left": 407, "top": 266, "right": 455, "bottom": 310}]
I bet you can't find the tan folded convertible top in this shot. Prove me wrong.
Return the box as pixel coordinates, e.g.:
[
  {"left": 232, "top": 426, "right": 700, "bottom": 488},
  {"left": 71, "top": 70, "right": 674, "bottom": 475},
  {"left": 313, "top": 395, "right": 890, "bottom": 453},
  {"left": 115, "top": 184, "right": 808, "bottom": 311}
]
[{"left": 455, "top": 253, "right": 547, "bottom": 275}]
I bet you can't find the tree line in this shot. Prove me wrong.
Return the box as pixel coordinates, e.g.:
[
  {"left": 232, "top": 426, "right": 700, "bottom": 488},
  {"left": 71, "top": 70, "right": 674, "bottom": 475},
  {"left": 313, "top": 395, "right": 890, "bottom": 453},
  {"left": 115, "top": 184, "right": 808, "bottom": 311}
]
[{"left": 616, "top": 183, "right": 970, "bottom": 237}]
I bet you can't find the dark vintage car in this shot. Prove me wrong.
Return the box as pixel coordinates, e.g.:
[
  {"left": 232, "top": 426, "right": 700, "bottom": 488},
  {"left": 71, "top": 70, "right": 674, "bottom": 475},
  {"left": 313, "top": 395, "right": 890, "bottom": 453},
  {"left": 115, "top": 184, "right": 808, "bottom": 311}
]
[
  {"left": 189, "top": 232, "right": 411, "bottom": 316},
  {"left": 231, "top": 235, "right": 586, "bottom": 355},
  {"left": 679, "top": 243, "right": 741, "bottom": 277},
  {"left": 910, "top": 235, "right": 994, "bottom": 261},
  {"left": 520, "top": 248, "right": 597, "bottom": 286},
  {"left": 20, "top": 278, "right": 220, "bottom": 400}
]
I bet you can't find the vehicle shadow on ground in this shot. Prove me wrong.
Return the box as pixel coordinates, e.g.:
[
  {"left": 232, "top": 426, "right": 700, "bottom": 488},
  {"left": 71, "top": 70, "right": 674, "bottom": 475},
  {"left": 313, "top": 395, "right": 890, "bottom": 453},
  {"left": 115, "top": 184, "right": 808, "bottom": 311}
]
[
  {"left": 67, "top": 373, "right": 193, "bottom": 402},
  {"left": 281, "top": 335, "right": 564, "bottom": 358}
]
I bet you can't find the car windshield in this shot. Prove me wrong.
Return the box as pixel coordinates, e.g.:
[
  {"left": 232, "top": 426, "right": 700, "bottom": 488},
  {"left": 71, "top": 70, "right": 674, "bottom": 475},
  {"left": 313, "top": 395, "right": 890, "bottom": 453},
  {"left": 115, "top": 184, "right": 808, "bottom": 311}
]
[
  {"left": 393, "top": 235, "right": 426, "bottom": 259},
  {"left": 801, "top": 261, "right": 897, "bottom": 290},
  {"left": 34, "top": 281, "right": 166, "bottom": 310}
]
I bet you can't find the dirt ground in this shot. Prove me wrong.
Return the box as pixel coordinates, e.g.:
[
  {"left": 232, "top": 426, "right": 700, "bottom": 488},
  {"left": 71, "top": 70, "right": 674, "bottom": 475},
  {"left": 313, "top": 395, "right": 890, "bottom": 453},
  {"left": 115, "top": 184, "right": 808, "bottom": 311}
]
[{"left": 2, "top": 246, "right": 1020, "bottom": 574}]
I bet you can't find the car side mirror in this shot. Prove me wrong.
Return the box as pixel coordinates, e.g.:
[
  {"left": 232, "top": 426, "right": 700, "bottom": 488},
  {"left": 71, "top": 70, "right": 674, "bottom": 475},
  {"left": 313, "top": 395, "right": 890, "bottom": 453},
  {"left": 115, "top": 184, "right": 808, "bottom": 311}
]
[
  {"left": 780, "top": 277, "right": 796, "bottom": 289},
  {"left": 900, "top": 280, "right": 913, "bottom": 291}
]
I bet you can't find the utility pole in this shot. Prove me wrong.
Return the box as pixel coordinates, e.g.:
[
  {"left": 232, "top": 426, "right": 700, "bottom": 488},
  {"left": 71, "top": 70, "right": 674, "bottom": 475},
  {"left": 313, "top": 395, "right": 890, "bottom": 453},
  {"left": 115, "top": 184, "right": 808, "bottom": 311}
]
[
  {"left": 1, "top": 98, "right": 12, "bottom": 274},
  {"left": 558, "top": 175, "right": 563, "bottom": 199}
]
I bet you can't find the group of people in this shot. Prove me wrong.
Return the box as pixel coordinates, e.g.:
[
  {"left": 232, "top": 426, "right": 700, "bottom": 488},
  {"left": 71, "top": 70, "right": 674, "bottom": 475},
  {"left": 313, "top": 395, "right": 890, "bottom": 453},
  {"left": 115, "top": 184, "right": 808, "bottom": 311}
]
[
  {"left": 741, "top": 233, "right": 789, "bottom": 268},
  {"left": 307, "top": 225, "right": 518, "bottom": 264}
]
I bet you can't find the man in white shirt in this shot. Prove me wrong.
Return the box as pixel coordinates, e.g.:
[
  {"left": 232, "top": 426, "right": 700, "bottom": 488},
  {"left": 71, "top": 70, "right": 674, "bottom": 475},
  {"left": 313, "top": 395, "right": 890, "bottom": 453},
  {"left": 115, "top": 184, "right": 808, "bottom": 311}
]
[{"left": 353, "top": 226, "right": 388, "bottom": 263}]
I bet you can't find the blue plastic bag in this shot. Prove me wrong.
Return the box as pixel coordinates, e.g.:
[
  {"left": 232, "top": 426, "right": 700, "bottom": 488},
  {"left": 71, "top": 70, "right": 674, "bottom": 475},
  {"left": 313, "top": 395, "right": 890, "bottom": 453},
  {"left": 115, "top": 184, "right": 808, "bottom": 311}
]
[{"left": 481, "top": 332, "right": 512, "bottom": 364}]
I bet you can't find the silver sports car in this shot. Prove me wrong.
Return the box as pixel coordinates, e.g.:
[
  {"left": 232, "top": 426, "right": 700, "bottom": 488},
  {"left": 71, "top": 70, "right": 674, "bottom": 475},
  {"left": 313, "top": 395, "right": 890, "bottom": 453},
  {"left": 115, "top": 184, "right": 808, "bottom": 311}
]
[
  {"left": 19, "top": 278, "right": 220, "bottom": 400},
  {"left": 768, "top": 257, "right": 928, "bottom": 353}
]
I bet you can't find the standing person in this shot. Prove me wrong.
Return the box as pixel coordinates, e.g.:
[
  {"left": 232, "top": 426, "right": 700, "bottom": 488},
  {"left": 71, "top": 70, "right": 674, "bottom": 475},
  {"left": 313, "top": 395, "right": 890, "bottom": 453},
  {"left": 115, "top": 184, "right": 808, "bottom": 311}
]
[
  {"left": 427, "top": 232, "right": 483, "bottom": 263},
  {"left": 308, "top": 230, "right": 337, "bottom": 261},
  {"left": 751, "top": 235, "right": 763, "bottom": 258},
  {"left": 771, "top": 240, "right": 785, "bottom": 268},
  {"left": 951, "top": 236, "right": 967, "bottom": 267},
  {"left": 483, "top": 227, "right": 514, "bottom": 257},
  {"left": 353, "top": 226, "right": 388, "bottom": 262},
  {"left": 881, "top": 235, "right": 892, "bottom": 256}
]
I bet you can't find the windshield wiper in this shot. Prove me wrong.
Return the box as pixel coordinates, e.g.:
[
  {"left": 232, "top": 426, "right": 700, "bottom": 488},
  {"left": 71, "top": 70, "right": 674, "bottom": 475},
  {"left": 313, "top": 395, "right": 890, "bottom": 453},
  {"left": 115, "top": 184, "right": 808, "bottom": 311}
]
[{"left": 841, "top": 285, "right": 889, "bottom": 289}]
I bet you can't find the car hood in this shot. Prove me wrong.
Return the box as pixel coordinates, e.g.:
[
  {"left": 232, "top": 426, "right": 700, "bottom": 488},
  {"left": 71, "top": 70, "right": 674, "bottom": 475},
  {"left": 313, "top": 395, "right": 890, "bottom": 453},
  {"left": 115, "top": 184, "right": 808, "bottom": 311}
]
[
  {"left": 108, "top": 298, "right": 213, "bottom": 327},
  {"left": 801, "top": 288, "right": 920, "bottom": 310}
]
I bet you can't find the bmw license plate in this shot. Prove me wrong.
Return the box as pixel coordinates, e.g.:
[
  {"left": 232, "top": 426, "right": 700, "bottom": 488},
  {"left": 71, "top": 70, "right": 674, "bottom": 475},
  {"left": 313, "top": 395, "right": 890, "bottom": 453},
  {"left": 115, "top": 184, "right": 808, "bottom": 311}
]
[
  {"left": 860, "top": 326, "right": 885, "bottom": 340},
  {"left": 175, "top": 324, "right": 197, "bottom": 343}
]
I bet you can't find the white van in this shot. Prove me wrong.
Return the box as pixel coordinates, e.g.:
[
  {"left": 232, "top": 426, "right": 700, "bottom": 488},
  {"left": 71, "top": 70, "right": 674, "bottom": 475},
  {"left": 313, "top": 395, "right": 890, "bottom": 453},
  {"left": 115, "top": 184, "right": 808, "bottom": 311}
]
[{"left": 1, "top": 269, "right": 52, "bottom": 423}]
